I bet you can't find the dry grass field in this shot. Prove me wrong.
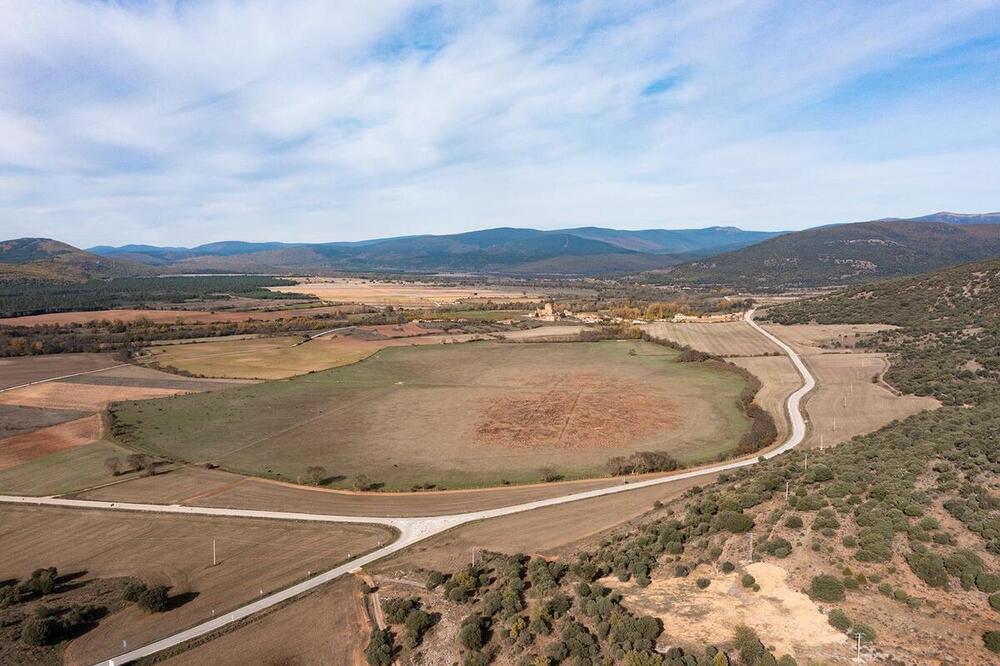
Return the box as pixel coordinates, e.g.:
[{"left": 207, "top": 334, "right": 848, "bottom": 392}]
[
  {"left": 0, "top": 305, "right": 352, "bottom": 327},
  {"left": 641, "top": 321, "right": 780, "bottom": 356},
  {"left": 497, "top": 324, "right": 590, "bottom": 340},
  {"left": 269, "top": 277, "right": 540, "bottom": 307},
  {"left": 0, "top": 504, "right": 392, "bottom": 666},
  {"left": 0, "top": 414, "right": 102, "bottom": 470},
  {"left": 0, "top": 440, "right": 141, "bottom": 495},
  {"left": 761, "top": 322, "right": 897, "bottom": 353},
  {"left": 141, "top": 329, "right": 486, "bottom": 379},
  {"left": 728, "top": 355, "right": 800, "bottom": 441},
  {"left": 0, "top": 352, "right": 118, "bottom": 390},
  {"left": 799, "top": 352, "right": 939, "bottom": 448},
  {"left": 159, "top": 577, "right": 367, "bottom": 666},
  {"left": 113, "top": 341, "right": 751, "bottom": 490}
]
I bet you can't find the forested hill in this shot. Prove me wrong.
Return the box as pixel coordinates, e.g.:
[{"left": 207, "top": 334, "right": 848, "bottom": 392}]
[
  {"left": 660, "top": 220, "right": 1000, "bottom": 289},
  {"left": 0, "top": 238, "right": 151, "bottom": 282},
  {"left": 767, "top": 259, "right": 1000, "bottom": 405}
]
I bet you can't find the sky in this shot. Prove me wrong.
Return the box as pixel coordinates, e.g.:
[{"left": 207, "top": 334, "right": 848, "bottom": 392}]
[{"left": 1, "top": 0, "right": 999, "bottom": 247}]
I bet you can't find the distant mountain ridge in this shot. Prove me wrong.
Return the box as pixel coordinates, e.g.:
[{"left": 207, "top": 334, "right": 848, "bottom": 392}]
[
  {"left": 662, "top": 213, "right": 1000, "bottom": 288},
  {"left": 86, "top": 225, "right": 784, "bottom": 275},
  {"left": 0, "top": 238, "right": 152, "bottom": 282}
]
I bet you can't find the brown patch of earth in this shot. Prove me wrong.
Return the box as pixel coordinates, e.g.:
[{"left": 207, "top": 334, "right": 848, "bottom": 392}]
[
  {"left": 0, "top": 414, "right": 103, "bottom": 470},
  {"left": 477, "top": 373, "right": 678, "bottom": 449},
  {"left": 0, "top": 381, "right": 193, "bottom": 411},
  {"left": 605, "top": 562, "right": 847, "bottom": 660}
]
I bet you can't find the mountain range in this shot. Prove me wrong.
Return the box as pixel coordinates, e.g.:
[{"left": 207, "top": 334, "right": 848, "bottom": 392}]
[
  {"left": 661, "top": 213, "right": 1000, "bottom": 289},
  {"left": 85, "top": 226, "right": 782, "bottom": 275},
  {"left": 3, "top": 212, "right": 999, "bottom": 283}
]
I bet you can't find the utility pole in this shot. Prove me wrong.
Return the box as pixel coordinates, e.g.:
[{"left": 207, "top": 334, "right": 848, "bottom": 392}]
[
  {"left": 212, "top": 538, "right": 216, "bottom": 566},
  {"left": 804, "top": 451, "right": 809, "bottom": 470},
  {"left": 784, "top": 480, "right": 789, "bottom": 500},
  {"left": 854, "top": 632, "right": 863, "bottom": 661},
  {"left": 820, "top": 434, "right": 825, "bottom": 451},
  {"left": 748, "top": 532, "right": 755, "bottom": 563}
]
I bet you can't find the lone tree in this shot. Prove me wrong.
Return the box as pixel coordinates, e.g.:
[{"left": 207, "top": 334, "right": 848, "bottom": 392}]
[
  {"left": 354, "top": 474, "right": 373, "bottom": 491},
  {"left": 306, "top": 465, "right": 327, "bottom": 485},
  {"left": 104, "top": 456, "right": 124, "bottom": 476},
  {"left": 126, "top": 453, "right": 154, "bottom": 475}
]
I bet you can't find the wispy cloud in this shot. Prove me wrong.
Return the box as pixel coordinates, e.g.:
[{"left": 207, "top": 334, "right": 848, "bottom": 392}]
[{"left": 1, "top": 0, "right": 998, "bottom": 246}]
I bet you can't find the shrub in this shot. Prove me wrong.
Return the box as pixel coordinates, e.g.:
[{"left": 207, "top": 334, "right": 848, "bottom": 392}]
[
  {"left": 809, "top": 575, "right": 845, "bottom": 602},
  {"left": 985, "top": 631, "right": 1000, "bottom": 654},
  {"left": 741, "top": 574, "right": 756, "bottom": 588},
  {"left": 721, "top": 561, "right": 735, "bottom": 573},
  {"left": 365, "top": 628, "right": 394, "bottom": 666},
  {"left": 696, "top": 578, "right": 711, "bottom": 589},
  {"left": 382, "top": 597, "right": 416, "bottom": 625},
  {"left": 905, "top": 550, "right": 949, "bottom": 588},
  {"left": 459, "top": 615, "right": 489, "bottom": 651},
  {"left": 976, "top": 573, "right": 1000, "bottom": 593},
  {"left": 426, "top": 570, "right": 445, "bottom": 590},
  {"left": 851, "top": 623, "right": 876, "bottom": 643},
  {"left": 20, "top": 614, "right": 60, "bottom": 646},
  {"left": 404, "top": 608, "right": 434, "bottom": 646},
  {"left": 21, "top": 567, "right": 58, "bottom": 597},
  {"left": 136, "top": 585, "right": 169, "bottom": 613},
  {"left": 989, "top": 593, "right": 1000, "bottom": 613},
  {"left": 765, "top": 538, "right": 792, "bottom": 558},
  {"left": 784, "top": 515, "right": 803, "bottom": 528},
  {"left": 827, "top": 609, "right": 850, "bottom": 631},
  {"left": 716, "top": 511, "right": 754, "bottom": 533},
  {"left": 305, "top": 465, "right": 327, "bottom": 485}
]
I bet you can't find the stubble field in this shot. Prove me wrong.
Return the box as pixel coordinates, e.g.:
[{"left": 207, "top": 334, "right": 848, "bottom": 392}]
[
  {"left": 112, "top": 340, "right": 751, "bottom": 490},
  {"left": 268, "top": 277, "right": 540, "bottom": 306}
]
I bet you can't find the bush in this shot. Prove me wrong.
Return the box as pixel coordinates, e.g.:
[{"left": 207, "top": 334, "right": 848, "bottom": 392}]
[
  {"left": 426, "top": 570, "right": 445, "bottom": 590},
  {"left": 365, "top": 628, "right": 394, "bottom": 666},
  {"left": 784, "top": 515, "right": 803, "bottom": 529},
  {"left": 765, "top": 537, "right": 792, "bottom": 559},
  {"left": 851, "top": 623, "right": 876, "bottom": 643},
  {"left": 696, "top": 578, "right": 711, "bottom": 589},
  {"left": 20, "top": 614, "right": 60, "bottom": 646},
  {"left": 741, "top": 574, "right": 756, "bottom": 588},
  {"left": 827, "top": 609, "right": 850, "bottom": 631},
  {"left": 989, "top": 593, "right": 1000, "bottom": 613},
  {"left": 985, "top": 631, "right": 1000, "bottom": 654},
  {"left": 716, "top": 511, "right": 754, "bottom": 533},
  {"left": 382, "top": 597, "right": 416, "bottom": 625},
  {"left": 976, "top": 572, "right": 1000, "bottom": 593},
  {"left": 905, "top": 550, "right": 949, "bottom": 588},
  {"left": 459, "top": 615, "right": 489, "bottom": 651},
  {"left": 136, "top": 585, "right": 169, "bottom": 613},
  {"left": 721, "top": 561, "right": 735, "bottom": 573},
  {"left": 809, "top": 575, "right": 845, "bottom": 602}
]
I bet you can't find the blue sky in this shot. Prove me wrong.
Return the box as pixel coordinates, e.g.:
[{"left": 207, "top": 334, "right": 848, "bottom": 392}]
[{"left": 1, "top": 0, "right": 998, "bottom": 247}]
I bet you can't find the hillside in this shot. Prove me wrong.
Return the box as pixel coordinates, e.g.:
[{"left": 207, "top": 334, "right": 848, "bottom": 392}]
[
  {"left": 660, "top": 220, "right": 1000, "bottom": 289},
  {"left": 88, "top": 226, "right": 778, "bottom": 275},
  {"left": 767, "top": 258, "right": 1000, "bottom": 404},
  {"left": 0, "top": 238, "right": 151, "bottom": 282}
]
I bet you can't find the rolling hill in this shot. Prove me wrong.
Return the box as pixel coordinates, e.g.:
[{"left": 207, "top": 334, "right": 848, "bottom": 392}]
[
  {"left": 0, "top": 238, "right": 152, "bottom": 282},
  {"left": 660, "top": 218, "right": 1000, "bottom": 289},
  {"left": 87, "top": 225, "right": 781, "bottom": 275}
]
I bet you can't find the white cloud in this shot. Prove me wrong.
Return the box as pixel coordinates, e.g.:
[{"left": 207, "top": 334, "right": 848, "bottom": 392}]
[{"left": 0, "top": 0, "right": 998, "bottom": 246}]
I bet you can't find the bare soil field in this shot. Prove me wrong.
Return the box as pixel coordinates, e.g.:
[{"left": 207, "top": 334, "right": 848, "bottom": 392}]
[
  {"left": 0, "top": 414, "right": 102, "bottom": 470},
  {"left": 0, "top": 352, "right": 117, "bottom": 390},
  {"left": 800, "top": 352, "right": 939, "bottom": 449},
  {"left": 0, "top": 380, "right": 194, "bottom": 411},
  {"left": 114, "top": 341, "right": 751, "bottom": 489},
  {"left": 159, "top": 577, "right": 367, "bottom": 666},
  {"left": 605, "top": 562, "right": 847, "bottom": 661},
  {"left": 269, "top": 277, "right": 540, "bottom": 307},
  {"left": 0, "top": 305, "right": 352, "bottom": 327},
  {"left": 0, "top": 403, "right": 87, "bottom": 439},
  {"left": 141, "top": 330, "right": 488, "bottom": 379},
  {"left": 0, "top": 504, "right": 392, "bottom": 666},
  {"left": 641, "top": 321, "right": 781, "bottom": 357}
]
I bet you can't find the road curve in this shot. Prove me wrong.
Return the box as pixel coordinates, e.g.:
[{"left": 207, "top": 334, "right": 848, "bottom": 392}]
[{"left": 0, "top": 310, "right": 813, "bottom": 665}]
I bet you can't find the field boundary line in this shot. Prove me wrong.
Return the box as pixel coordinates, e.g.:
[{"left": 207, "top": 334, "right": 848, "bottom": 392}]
[{"left": 0, "top": 363, "right": 128, "bottom": 394}]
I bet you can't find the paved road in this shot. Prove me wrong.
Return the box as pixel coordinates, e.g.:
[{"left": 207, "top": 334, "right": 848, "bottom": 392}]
[{"left": 0, "top": 310, "right": 813, "bottom": 665}]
